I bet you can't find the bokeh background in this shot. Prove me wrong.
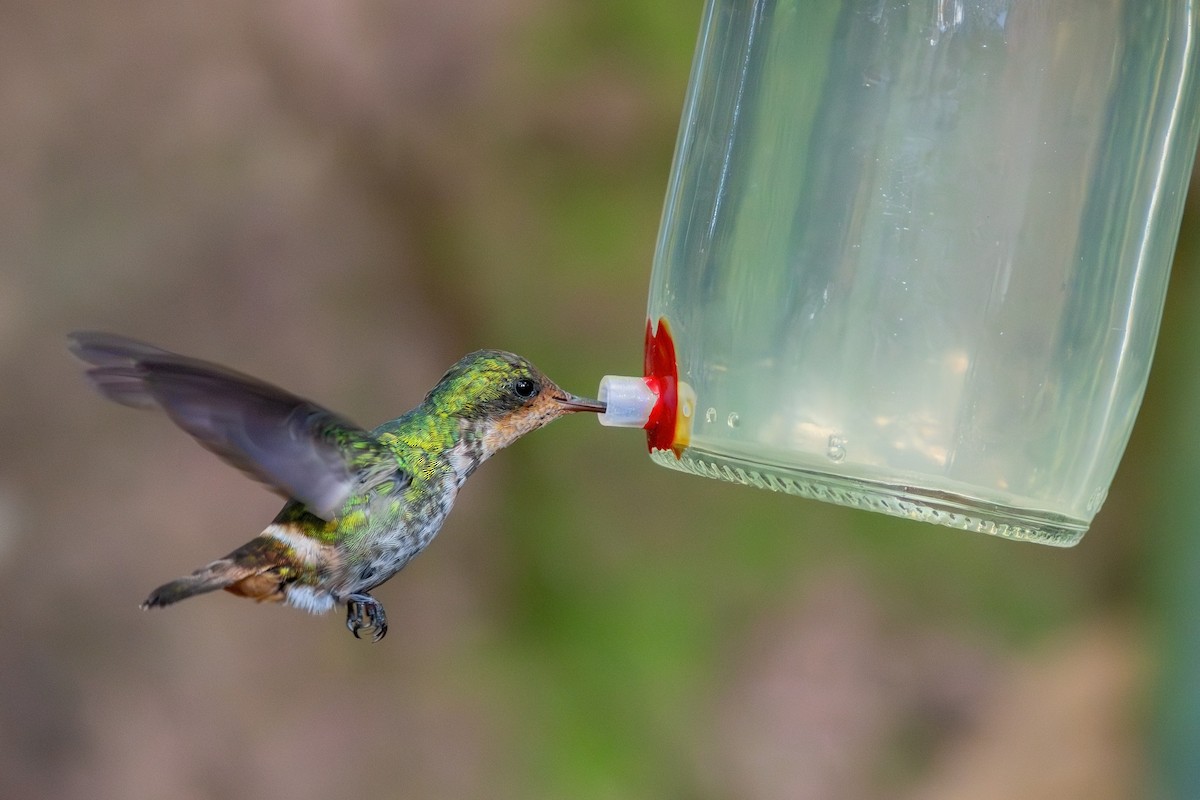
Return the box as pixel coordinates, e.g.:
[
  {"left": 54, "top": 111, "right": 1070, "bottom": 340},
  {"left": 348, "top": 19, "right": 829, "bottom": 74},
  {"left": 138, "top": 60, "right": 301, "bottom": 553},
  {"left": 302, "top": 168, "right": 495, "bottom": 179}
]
[{"left": 2, "top": 2, "right": 1198, "bottom": 798}]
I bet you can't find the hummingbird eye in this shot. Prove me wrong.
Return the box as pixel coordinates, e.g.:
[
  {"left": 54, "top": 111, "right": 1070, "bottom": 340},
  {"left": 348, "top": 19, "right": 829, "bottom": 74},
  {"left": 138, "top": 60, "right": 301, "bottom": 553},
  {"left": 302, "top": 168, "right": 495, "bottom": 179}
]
[{"left": 512, "top": 377, "right": 538, "bottom": 398}]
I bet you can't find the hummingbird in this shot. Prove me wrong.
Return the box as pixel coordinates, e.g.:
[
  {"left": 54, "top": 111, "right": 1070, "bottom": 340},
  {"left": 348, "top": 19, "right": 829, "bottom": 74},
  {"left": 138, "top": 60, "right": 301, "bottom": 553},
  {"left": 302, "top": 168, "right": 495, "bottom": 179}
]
[{"left": 69, "top": 332, "right": 605, "bottom": 642}]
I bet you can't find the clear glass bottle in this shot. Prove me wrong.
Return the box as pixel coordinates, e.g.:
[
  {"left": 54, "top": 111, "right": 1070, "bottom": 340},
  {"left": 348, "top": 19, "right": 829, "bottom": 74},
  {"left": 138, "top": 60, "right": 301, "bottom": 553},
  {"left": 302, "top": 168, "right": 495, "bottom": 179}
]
[{"left": 628, "top": 0, "right": 1200, "bottom": 545}]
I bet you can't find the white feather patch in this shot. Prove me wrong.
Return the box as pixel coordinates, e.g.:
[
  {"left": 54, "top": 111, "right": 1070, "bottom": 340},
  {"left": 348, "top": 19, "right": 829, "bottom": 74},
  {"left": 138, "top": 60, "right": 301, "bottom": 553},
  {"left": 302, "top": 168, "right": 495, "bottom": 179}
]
[
  {"left": 285, "top": 584, "right": 336, "bottom": 615},
  {"left": 263, "top": 523, "right": 328, "bottom": 563},
  {"left": 448, "top": 445, "right": 478, "bottom": 483}
]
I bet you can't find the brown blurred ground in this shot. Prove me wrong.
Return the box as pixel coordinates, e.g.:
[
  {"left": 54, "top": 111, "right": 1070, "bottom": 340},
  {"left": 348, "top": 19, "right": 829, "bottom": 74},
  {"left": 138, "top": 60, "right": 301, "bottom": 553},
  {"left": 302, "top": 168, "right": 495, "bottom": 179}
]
[{"left": 0, "top": 2, "right": 1192, "bottom": 799}]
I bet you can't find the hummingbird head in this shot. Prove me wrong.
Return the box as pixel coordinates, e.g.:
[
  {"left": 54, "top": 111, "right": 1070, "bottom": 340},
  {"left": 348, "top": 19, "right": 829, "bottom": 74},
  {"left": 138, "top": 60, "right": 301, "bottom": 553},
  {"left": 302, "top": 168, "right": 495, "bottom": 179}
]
[{"left": 427, "top": 350, "right": 605, "bottom": 455}]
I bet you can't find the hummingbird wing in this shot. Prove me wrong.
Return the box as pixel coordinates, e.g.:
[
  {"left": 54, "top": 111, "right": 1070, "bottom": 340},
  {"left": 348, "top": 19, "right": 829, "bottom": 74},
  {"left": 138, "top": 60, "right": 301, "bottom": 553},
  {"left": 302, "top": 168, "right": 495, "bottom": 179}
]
[{"left": 68, "top": 331, "right": 409, "bottom": 520}]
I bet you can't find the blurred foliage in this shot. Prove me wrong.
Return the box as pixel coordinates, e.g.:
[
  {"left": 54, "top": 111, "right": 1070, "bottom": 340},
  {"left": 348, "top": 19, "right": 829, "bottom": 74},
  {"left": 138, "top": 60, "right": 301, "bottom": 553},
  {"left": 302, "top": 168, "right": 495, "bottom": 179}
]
[
  {"left": 1145, "top": 207, "right": 1200, "bottom": 800},
  {"left": 0, "top": 2, "right": 1195, "bottom": 799}
]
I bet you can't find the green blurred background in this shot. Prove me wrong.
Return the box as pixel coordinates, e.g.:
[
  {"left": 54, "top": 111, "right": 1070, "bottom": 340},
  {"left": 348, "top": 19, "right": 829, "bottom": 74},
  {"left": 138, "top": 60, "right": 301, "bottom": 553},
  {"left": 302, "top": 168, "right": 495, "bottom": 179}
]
[{"left": 2, "top": 2, "right": 1197, "bottom": 798}]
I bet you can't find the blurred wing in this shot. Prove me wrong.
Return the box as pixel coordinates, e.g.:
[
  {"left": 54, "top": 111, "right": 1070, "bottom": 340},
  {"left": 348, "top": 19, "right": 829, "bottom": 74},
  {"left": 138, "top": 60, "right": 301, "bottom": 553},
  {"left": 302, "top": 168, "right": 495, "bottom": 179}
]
[{"left": 68, "top": 331, "right": 409, "bottom": 519}]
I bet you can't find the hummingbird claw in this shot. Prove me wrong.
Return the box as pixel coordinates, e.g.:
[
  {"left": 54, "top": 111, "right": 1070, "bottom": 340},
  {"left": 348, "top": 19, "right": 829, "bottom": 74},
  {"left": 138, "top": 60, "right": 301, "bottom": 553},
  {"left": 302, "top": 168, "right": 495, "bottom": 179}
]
[{"left": 345, "top": 593, "right": 388, "bottom": 642}]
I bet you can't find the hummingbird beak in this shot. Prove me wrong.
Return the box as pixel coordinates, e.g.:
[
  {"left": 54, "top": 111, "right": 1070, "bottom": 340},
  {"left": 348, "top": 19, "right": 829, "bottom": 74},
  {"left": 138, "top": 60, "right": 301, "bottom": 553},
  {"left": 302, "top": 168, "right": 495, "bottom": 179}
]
[{"left": 553, "top": 392, "right": 607, "bottom": 413}]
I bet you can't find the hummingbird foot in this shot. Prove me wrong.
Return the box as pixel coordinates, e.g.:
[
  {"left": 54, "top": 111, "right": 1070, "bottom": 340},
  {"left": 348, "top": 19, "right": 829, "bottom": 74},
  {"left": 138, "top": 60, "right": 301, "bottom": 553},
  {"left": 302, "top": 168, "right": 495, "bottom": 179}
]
[{"left": 345, "top": 593, "right": 388, "bottom": 642}]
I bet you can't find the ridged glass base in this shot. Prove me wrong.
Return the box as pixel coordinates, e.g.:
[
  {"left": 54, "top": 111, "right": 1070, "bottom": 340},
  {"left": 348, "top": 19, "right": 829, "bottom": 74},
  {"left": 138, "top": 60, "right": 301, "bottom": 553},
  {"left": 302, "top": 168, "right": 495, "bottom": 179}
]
[{"left": 650, "top": 448, "right": 1087, "bottom": 547}]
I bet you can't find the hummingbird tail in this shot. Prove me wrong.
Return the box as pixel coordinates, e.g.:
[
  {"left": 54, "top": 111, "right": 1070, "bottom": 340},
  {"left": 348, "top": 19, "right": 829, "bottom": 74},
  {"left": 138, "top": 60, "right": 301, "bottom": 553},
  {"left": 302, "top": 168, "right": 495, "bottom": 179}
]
[{"left": 142, "top": 558, "right": 272, "bottom": 608}]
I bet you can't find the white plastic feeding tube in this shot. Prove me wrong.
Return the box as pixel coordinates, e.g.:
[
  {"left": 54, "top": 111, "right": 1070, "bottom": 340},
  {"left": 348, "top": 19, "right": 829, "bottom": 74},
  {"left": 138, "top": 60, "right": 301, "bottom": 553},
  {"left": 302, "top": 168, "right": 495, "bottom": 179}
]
[{"left": 596, "top": 376, "right": 658, "bottom": 428}]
